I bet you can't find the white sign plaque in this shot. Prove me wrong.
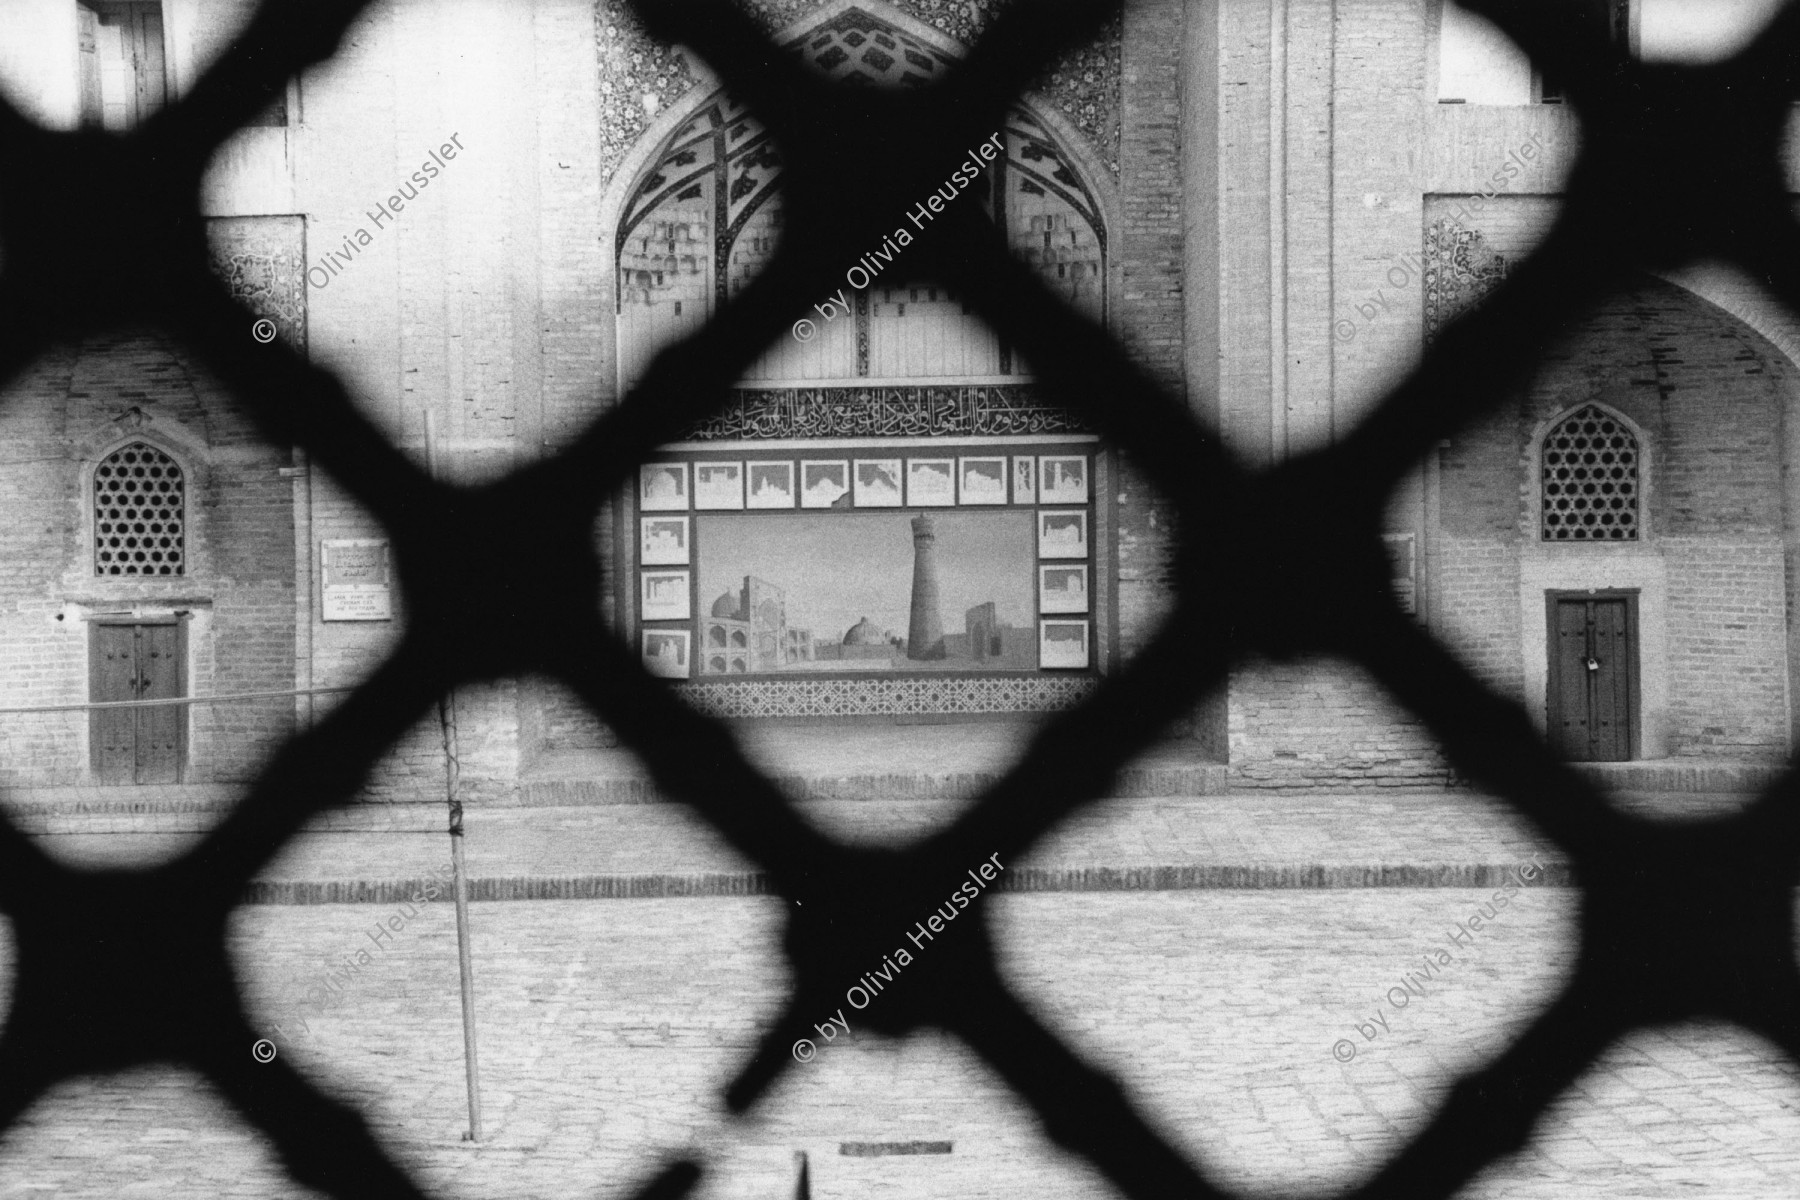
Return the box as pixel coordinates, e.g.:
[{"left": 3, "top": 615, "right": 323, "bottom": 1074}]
[{"left": 321, "top": 539, "right": 393, "bottom": 621}]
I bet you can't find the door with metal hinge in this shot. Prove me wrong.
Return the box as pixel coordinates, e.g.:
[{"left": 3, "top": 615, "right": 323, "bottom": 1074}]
[
  {"left": 79, "top": 1, "right": 167, "bottom": 131},
  {"left": 89, "top": 620, "right": 185, "bottom": 784},
  {"left": 1548, "top": 593, "right": 1637, "bottom": 762}
]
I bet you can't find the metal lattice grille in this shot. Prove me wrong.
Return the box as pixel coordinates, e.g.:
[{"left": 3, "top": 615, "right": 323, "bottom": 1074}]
[
  {"left": 4, "top": 0, "right": 1800, "bottom": 1198},
  {"left": 1541, "top": 404, "right": 1639, "bottom": 541},
  {"left": 94, "top": 441, "right": 185, "bottom": 575}
]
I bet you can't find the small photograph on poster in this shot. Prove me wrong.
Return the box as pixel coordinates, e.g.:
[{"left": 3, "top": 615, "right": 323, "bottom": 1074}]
[
  {"left": 694, "top": 462, "right": 745, "bottom": 511},
  {"left": 801, "top": 460, "right": 851, "bottom": 509},
  {"left": 640, "top": 570, "right": 691, "bottom": 621},
  {"left": 1039, "top": 564, "right": 1090, "bottom": 614},
  {"left": 1037, "top": 509, "right": 1088, "bottom": 559},
  {"left": 1013, "top": 456, "right": 1037, "bottom": 504},
  {"left": 907, "top": 458, "right": 956, "bottom": 506},
  {"left": 1039, "top": 619, "right": 1090, "bottom": 669},
  {"left": 1039, "top": 455, "right": 1089, "bottom": 504},
  {"left": 640, "top": 515, "right": 690, "bottom": 565},
  {"left": 640, "top": 463, "right": 689, "bottom": 511},
  {"left": 854, "top": 459, "right": 903, "bottom": 507},
  {"left": 958, "top": 456, "right": 1008, "bottom": 505},
  {"left": 747, "top": 461, "right": 796, "bottom": 509},
  {"left": 642, "top": 629, "right": 691, "bottom": 679}
]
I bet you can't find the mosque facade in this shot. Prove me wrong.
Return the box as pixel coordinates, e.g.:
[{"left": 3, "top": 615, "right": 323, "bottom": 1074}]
[{"left": 0, "top": 0, "right": 1795, "bottom": 796}]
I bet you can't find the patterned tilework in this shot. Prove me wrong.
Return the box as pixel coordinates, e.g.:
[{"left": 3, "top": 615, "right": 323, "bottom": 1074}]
[
  {"left": 594, "top": 0, "right": 1122, "bottom": 190},
  {"left": 206, "top": 215, "right": 308, "bottom": 352},
  {"left": 675, "top": 674, "right": 1098, "bottom": 717}
]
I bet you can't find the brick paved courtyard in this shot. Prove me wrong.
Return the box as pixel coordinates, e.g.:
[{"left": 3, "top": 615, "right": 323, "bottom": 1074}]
[{"left": 1, "top": 884, "right": 1798, "bottom": 1198}]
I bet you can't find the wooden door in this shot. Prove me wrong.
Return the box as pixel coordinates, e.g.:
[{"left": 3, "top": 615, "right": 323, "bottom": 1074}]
[
  {"left": 90, "top": 624, "right": 138, "bottom": 781},
  {"left": 1548, "top": 596, "right": 1635, "bottom": 762},
  {"left": 90, "top": 622, "right": 185, "bottom": 784},
  {"left": 85, "top": 2, "right": 166, "bottom": 130},
  {"left": 123, "top": 4, "right": 167, "bottom": 126},
  {"left": 77, "top": 6, "right": 102, "bottom": 126}
]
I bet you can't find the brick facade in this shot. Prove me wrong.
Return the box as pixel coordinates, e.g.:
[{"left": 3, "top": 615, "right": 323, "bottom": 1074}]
[
  {"left": 1114, "top": 0, "right": 1187, "bottom": 737},
  {"left": 1209, "top": 3, "right": 1799, "bottom": 786},
  {"left": 3, "top": 0, "right": 1796, "bottom": 793},
  {"left": 0, "top": 332, "right": 295, "bottom": 785}
]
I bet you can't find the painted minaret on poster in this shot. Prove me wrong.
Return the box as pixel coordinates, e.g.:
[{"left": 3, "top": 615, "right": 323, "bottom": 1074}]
[{"left": 906, "top": 514, "right": 946, "bottom": 660}]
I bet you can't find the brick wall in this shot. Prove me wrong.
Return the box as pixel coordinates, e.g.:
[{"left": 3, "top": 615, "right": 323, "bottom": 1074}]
[
  {"left": 1228, "top": 659, "right": 1450, "bottom": 788},
  {"left": 283, "top": 0, "right": 604, "bottom": 789},
  {"left": 1431, "top": 278, "right": 1794, "bottom": 765},
  {"left": 1433, "top": 538, "right": 1525, "bottom": 699},
  {"left": 536, "top": 0, "right": 1143, "bottom": 753},
  {"left": 0, "top": 332, "right": 295, "bottom": 786},
  {"left": 1219, "top": 0, "right": 1446, "bottom": 786},
  {"left": 1663, "top": 540, "right": 1788, "bottom": 758},
  {"left": 1109, "top": 0, "right": 1185, "bottom": 726},
  {"left": 1217, "top": 7, "right": 1798, "bottom": 783}
]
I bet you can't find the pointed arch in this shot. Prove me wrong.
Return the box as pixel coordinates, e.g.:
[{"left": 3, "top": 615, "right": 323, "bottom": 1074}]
[
  {"left": 1536, "top": 402, "right": 1644, "bottom": 542},
  {"left": 91, "top": 439, "right": 188, "bottom": 576},
  {"left": 601, "top": 0, "right": 1118, "bottom": 394}
]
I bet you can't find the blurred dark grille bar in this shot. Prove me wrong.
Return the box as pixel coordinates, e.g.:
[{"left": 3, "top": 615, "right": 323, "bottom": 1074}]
[{"left": 1, "top": 0, "right": 1800, "bottom": 1198}]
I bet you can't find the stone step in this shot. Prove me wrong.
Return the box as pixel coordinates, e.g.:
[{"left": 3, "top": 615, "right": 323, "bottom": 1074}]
[
  {"left": 1570, "top": 760, "right": 1785, "bottom": 794},
  {"left": 520, "top": 722, "right": 1229, "bottom": 804},
  {"left": 235, "top": 860, "right": 1575, "bottom": 905},
  {"left": 514, "top": 760, "right": 1229, "bottom": 806},
  {"left": 1, "top": 799, "right": 446, "bottom": 836}
]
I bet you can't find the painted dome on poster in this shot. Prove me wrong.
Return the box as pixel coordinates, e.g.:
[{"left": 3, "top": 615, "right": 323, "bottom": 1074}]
[{"left": 843, "top": 617, "right": 886, "bottom": 646}]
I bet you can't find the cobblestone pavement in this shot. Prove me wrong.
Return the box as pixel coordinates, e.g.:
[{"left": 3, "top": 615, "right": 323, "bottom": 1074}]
[{"left": 1, "top": 888, "right": 1798, "bottom": 1198}]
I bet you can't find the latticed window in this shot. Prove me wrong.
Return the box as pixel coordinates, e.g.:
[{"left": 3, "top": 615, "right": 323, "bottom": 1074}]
[
  {"left": 1541, "top": 404, "right": 1640, "bottom": 541},
  {"left": 94, "top": 441, "right": 185, "bottom": 575}
]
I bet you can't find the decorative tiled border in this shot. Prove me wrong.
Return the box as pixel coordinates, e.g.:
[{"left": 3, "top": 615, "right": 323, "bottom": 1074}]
[
  {"left": 1422, "top": 215, "right": 1511, "bottom": 346},
  {"left": 684, "top": 385, "right": 1091, "bottom": 440},
  {"left": 674, "top": 674, "right": 1099, "bottom": 717},
  {"left": 595, "top": 1, "right": 1122, "bottom": 189},
  {"left": 207, "top": 216, "right": 307, "bottom": 352}
]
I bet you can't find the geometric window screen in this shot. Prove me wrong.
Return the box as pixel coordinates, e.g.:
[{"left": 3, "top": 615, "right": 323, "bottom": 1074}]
[
  {"left": 94, "top": 441, "right": 185, "bottom": 575},
  {"left": 1541, "top": 404, "right": 1639, "bottom": 541}
]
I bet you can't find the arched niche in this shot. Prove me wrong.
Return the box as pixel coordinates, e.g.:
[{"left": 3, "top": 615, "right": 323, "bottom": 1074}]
[{"left": 603, "top": 1, "right": 1117, "bottom": 393}]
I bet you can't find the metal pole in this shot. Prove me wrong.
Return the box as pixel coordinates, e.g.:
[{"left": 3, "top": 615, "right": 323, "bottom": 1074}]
[{"left": 427, "top": 411, "right": 483, "bottom": 1142}]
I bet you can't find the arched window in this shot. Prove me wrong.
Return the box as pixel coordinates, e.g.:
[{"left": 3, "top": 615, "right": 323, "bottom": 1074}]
[
  {"left": 615, "top": 19, "right": 1107, "bottom": 391},
  {"left": 94, "top": 441, "right": 185, "bottom": 575},
  {"left": 1541, "top": 405, "right": 1639, "bottom": 541}
]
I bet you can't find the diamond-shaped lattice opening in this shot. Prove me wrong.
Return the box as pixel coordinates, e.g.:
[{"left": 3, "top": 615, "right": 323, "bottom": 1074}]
[
  {"left": 1461, "top": 1024, "right": 1800, "bottom": 1194},
  {"left": 0, "top": 1068, "right": 306, "bottom": 1193},
  {"left": 994, "top": 879, "right": 1578, "bottom": 1192},
  {"left": 10, "top": 0, "right": 1800, "bottom": 1198},
  {"left": 234, "top": 889, "right": 790, "bottom": 1194}
]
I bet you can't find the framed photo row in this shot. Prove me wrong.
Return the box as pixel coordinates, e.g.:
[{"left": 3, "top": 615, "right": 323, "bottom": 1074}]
[
  {"left": 637, "top": 453, "right": 1092, "bottom": 512},
  {"left": 634, "top": 442, "right": 1099, "bottom": 679}
]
